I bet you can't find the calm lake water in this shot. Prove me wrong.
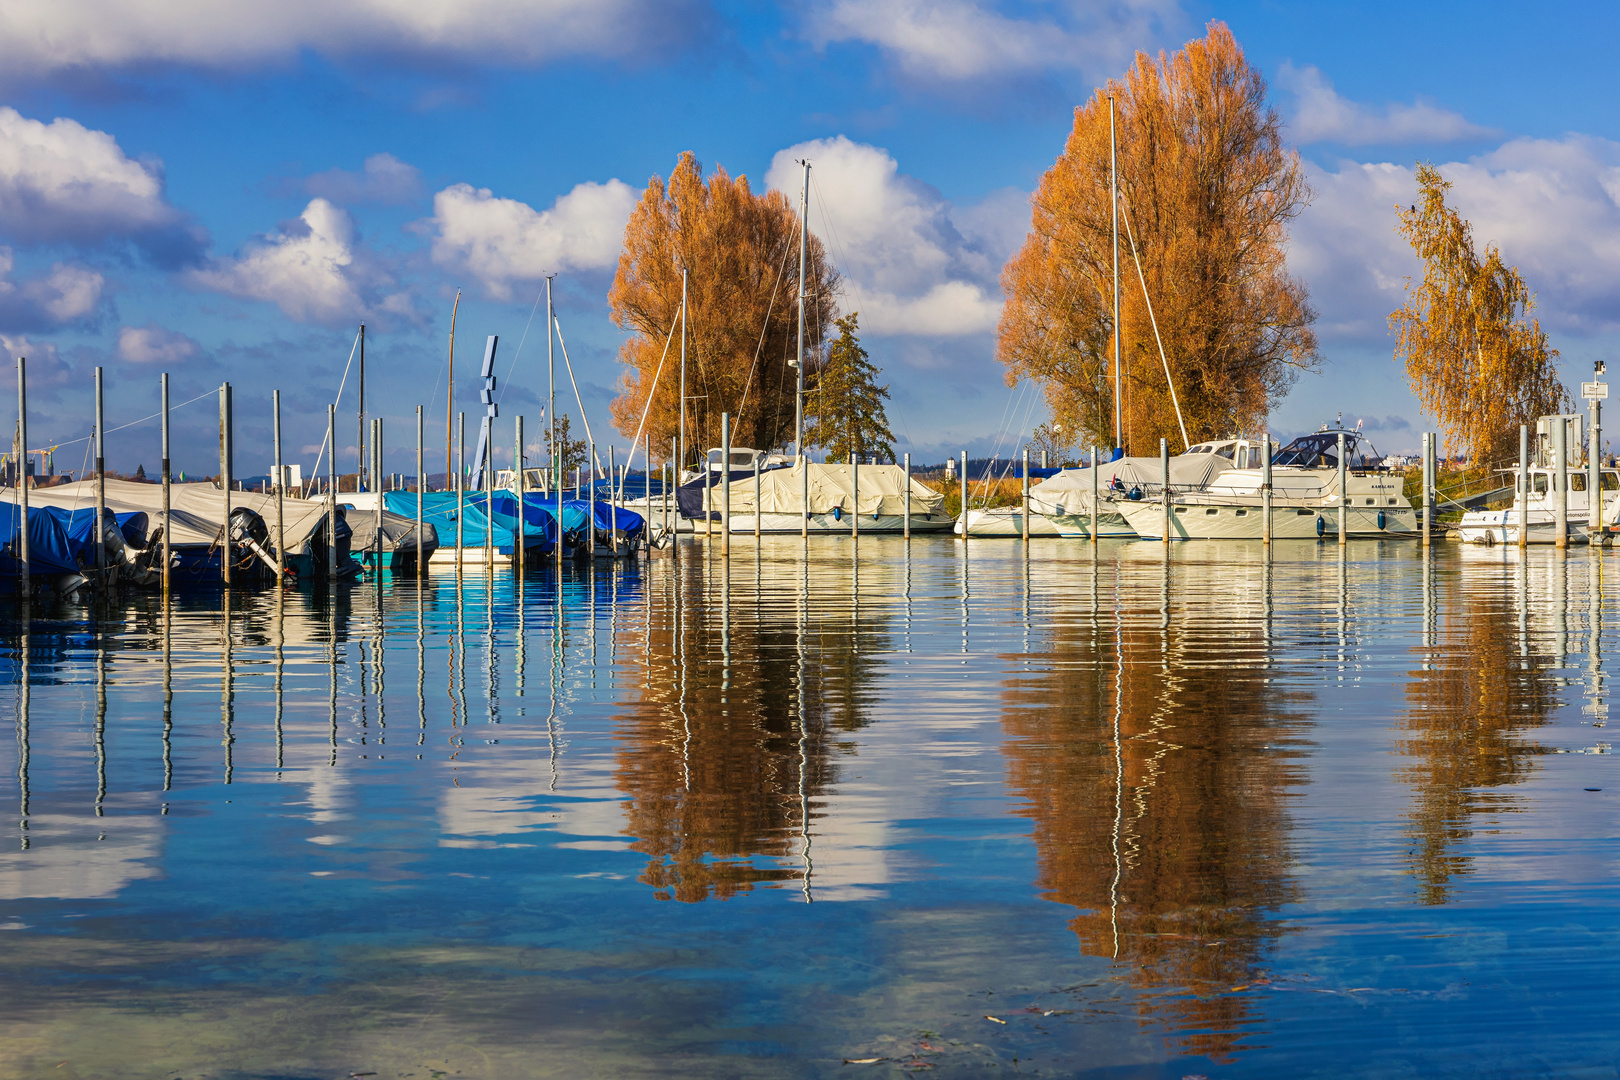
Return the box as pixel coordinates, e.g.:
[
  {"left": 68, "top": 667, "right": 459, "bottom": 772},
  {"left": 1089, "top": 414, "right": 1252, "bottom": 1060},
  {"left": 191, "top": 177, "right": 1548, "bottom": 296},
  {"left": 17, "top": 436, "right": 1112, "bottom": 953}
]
[{"left": 1, "top": 537, "right": 1617, "bottom": 1078}]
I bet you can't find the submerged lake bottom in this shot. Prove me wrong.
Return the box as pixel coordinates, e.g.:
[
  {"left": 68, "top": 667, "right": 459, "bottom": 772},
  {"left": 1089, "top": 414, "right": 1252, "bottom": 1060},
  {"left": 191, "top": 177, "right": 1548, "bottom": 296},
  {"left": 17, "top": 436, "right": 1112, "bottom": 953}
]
[{"left": 1, "top": 535, "right": 1617, "bottom": 1079}]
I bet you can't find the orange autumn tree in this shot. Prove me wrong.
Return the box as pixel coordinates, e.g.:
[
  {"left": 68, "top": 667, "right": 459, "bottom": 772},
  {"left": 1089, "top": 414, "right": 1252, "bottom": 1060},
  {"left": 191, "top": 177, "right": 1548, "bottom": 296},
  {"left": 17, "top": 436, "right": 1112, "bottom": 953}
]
[
  {"left": 609, "top": 152, "right": 839, "bottom": 465},
  {"left": 1390, "top": 164, "right": 1568, "bottom": 464},
  {"left": 998, "top": 22, "right": 1317, "bottom": 454}
]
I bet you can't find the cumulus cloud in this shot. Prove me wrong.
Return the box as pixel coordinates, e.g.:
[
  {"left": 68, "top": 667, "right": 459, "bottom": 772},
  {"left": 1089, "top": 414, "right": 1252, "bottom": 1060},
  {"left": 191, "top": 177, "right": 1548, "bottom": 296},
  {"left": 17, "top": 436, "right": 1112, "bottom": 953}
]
[
  {"left": 765, "top": 136, "right": 1022, "bottom": 339},
  {"left": 117, "top": 323, "right": 200, "bottom": 365},
  {"left": 304, "top": 152, "right": 423, "bottom": 205},
  {"left": 1292, "top": 135, "right": 1620, "bottom": 343},
  {"left": 428, "top": 179, "right": 637, "bottom": 299},
  {"left": 0, "top": 107, "right": 202, "bottom": 265},
  {"left": 803, "top": 0, "right": 1177, "bottom": 83},
  {"left": 190, "top": 198, "right": 410, "bottom": 325},
  {"left": 0, "top": 248, "right": 104, "bottom": 330},
  {"left": 1278, "top": 63, "right": 1495, "bottom": 146},
  {"left": 0, "top": 0, "right": 711, "bottom": 83}
]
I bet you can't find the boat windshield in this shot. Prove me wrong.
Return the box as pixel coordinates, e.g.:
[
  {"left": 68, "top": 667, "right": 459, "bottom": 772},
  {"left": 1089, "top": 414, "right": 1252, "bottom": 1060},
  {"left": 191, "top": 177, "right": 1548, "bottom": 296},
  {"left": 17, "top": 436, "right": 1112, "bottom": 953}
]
[{"left": 1271, "top": 431, "right": 1376, "bottom": 468}]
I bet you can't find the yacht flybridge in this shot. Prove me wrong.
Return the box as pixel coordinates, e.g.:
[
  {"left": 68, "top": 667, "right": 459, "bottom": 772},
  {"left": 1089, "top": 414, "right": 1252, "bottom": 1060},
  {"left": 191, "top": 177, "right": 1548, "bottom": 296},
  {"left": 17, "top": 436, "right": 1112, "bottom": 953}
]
[
  {"left": 1116, "top": 428, "right": 1417, "bottom": 540},
  {"left": 955, "top": 438, "right": 1262, "bottom": 538}
]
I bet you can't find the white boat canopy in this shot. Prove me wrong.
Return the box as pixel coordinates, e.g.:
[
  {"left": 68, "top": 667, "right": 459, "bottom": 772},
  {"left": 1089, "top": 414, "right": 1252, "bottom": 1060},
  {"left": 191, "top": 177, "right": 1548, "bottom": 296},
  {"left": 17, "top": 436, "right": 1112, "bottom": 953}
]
[{"left": 702, "top": 462, "right": 946, "bottom": 517}]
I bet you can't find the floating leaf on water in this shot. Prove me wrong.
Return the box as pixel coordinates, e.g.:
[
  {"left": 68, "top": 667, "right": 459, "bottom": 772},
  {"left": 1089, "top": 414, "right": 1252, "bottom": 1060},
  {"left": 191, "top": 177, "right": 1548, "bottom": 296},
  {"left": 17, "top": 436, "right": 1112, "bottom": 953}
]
[
  {"left": 842, "top": 1058, "right": 886, "bottom": 1065},
  {"left": 985, "top": 1015, "right": 1006, "bottom": 1024}
]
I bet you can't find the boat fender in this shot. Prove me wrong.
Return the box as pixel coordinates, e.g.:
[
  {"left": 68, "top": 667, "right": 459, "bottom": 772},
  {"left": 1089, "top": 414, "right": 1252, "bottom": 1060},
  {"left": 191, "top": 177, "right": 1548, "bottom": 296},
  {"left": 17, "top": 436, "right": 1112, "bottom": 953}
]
[
  {"left": 1128, "top": 486, "right": 1143, "bottom": 501},
  {"left": 1315, "top": 515, "right": 1325, "bottom": 537},
  {"left": 832, "top": 506, "right": 842, "bottom": 521},
  {"left": 1377, "top": 510, "right": 1386, "bottom": 531}
]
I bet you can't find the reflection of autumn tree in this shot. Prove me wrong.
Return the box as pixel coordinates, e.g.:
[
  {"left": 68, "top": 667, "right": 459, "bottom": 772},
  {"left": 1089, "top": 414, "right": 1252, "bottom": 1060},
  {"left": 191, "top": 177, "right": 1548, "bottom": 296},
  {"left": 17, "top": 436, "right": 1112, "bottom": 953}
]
[
  {"left": 1400, "top": 603, "right": 1556, "bottom": 905},
  {"left": 1000, "top": 614, "right": 1308, "bottom": 1061},
  {"left": 612, "top": 564, "right": 881, "bottom": 902}
]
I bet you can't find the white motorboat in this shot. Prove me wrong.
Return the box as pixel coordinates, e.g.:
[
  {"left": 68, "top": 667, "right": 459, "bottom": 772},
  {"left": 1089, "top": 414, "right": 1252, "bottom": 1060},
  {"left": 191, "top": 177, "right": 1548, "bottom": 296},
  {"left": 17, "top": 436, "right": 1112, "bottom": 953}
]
[
  {"left": 1456, "top": 463, "right": 1619, "bottom": 545},
  {"left": 956, "top": 438, "right": 1262, "bottom": 538},
  {"left": 1115, "top": 428, "right": 1417, "bottom": 540}
]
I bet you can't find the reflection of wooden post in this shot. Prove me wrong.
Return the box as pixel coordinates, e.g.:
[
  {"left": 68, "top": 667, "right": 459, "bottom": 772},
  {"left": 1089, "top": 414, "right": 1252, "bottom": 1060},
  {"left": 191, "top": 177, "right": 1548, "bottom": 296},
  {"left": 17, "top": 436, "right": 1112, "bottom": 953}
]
[{"left": 1519, "top": 424, "right": 1529, "bottom": 548}]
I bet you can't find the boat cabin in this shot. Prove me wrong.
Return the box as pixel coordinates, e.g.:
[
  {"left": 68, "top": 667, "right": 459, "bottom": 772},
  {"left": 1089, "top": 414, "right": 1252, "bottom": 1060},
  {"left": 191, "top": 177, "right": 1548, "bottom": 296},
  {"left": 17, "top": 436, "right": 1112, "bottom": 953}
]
[
  {"left": 1183, "top": 438, "right": 1263, "bottom": 468},
  {"left": 1269, "top": 430, "right": 1380, "bottom": 470}
]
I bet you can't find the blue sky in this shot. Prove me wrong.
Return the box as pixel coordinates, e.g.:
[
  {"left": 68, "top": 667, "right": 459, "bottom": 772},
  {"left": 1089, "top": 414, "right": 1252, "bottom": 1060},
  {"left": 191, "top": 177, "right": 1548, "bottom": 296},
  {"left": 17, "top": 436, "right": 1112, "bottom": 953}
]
[{"left": 1, "top": 0, "right": 1615, "bottom": 475}]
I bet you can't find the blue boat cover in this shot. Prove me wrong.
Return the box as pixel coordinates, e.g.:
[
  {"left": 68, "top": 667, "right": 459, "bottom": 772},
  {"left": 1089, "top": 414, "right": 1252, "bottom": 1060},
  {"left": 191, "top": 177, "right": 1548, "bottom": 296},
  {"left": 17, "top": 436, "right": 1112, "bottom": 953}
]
[
  {"left": 0, "top": 502, "right": 82, "bottom": 576},
  {"left": 385, "top": 491, "right": 557, "bottom": 555}
]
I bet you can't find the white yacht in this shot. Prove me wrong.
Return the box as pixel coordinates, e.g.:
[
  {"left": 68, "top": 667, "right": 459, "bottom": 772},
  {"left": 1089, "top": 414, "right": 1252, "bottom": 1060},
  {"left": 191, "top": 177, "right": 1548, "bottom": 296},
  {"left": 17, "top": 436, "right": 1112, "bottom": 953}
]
[
  {"left": 1456, "top": 464, "right": 1619, "bottom": 545},
  {"left": 956, "top": 438, "right": 1262, "bottom": 538},
  {"left": 1115, "top": 429, "right": 1416, "bottom": 540}
]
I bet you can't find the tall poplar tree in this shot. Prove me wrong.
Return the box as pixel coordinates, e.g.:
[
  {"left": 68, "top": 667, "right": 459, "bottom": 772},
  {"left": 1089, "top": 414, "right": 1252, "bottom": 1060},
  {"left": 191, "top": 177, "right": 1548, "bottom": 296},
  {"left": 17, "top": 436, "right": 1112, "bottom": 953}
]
[
  {"left": 806, "top": 313, "right": 896, "bottom": 463},
  {"left": 998, "top": 22, "right": 1317, "bottom": 454},
  {"left": 608, "top": 152, "right": 840, "bottom": 463},
  {"left": 1390, "top": 165, "right": 1568, "bottom": 464}
]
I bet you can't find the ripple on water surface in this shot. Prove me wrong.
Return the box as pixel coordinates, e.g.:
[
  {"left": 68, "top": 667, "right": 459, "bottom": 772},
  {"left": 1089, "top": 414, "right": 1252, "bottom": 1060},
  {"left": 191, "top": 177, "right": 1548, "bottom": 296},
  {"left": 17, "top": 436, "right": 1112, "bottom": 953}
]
[{"left": 0, "top": 536, "right": 1616, "bottom": 1078}]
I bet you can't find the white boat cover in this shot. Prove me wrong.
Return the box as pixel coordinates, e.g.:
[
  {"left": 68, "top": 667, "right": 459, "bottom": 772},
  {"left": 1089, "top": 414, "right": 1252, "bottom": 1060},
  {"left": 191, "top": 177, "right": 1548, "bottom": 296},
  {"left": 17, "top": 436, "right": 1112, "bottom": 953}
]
[
  {"left": 702, "top": 463, "right": 946, "bottom": 517},
  {"left": 24, "top": 478, "right": 332, "bottom": 552},
  {"left": 1027, "top": 455, "right": 1230, "bottom": 515}
]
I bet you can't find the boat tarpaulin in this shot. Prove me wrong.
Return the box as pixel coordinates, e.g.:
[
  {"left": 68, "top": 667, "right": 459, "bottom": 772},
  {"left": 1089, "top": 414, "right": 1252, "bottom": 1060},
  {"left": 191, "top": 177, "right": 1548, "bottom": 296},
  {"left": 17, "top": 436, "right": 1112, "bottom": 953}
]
[
  {"left": 1026, "top": 455, "right": 1229, "bottom": 515},
  {"left": 682, "top": 463, "right": 945, "bottom": 519},
  {"left": 0, "top": 502, "right": 81, "bottom": 575}
]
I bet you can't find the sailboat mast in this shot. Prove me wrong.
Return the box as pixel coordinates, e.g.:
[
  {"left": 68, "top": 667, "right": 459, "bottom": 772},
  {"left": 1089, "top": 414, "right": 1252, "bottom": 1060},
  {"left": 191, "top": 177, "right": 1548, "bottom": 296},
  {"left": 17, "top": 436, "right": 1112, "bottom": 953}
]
[
  {"left": 795, "top": 159, "right": 809, "bottom": 460},
  {"left": 357, "top": 323, "right": 366, "bottom": 492},
  {"left": 547, "top": 275, "right": 555, "bottom": 494},
  {"left": 1110, "top": 96, "right": 1121, "bottom": 451},
  {"left": 445, "top": 290, "right": 459, "bottom": 493},
  {"left": 679, "top": 267, "right": 688, "bottom": 474}
]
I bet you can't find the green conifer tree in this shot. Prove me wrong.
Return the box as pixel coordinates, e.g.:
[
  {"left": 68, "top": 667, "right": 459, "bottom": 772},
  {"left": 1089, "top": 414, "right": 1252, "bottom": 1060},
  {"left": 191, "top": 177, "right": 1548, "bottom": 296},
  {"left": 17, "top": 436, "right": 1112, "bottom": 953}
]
[{"left": 806, "top": 313, "right": 897, "bottom": 463}]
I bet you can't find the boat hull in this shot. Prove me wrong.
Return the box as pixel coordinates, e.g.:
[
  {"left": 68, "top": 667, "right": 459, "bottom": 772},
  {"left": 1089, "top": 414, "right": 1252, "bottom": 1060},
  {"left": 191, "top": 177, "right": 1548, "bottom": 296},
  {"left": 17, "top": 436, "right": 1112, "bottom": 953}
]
[
  {"left": 955, "top": 508, "right": 1135, "bottom": 538},
  {"left": 1118, "top": 499, "right": 1419, "bottom": 540}
]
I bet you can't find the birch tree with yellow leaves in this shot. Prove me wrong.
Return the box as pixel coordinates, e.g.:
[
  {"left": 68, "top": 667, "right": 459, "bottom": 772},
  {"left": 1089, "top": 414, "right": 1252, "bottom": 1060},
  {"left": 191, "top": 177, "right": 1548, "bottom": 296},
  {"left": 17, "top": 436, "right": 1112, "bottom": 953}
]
[{"left": 1390, "top": 164, "right": 1568, "bottom": 464}]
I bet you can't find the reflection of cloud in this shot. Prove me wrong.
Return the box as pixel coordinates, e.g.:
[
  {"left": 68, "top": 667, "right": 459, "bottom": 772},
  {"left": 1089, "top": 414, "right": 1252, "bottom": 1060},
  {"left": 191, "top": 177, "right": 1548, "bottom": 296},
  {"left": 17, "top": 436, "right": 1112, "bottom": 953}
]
[{"left": 0, "top": 815, "right": 163, "bottom": 900}]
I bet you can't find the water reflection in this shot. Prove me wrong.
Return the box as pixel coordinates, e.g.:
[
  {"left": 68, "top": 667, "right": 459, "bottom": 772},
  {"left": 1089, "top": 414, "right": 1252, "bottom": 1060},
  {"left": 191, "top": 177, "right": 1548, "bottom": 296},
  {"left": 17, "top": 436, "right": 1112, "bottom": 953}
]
[
  {"left": 1000, "top": 546, "right": 1309, "bottom": 1059},
  {"left": 611, "top": 547, "right": 883, "bottom": 902},
  {"left": 1399, "top": 549, "right": 1568, "bottom": 904}
]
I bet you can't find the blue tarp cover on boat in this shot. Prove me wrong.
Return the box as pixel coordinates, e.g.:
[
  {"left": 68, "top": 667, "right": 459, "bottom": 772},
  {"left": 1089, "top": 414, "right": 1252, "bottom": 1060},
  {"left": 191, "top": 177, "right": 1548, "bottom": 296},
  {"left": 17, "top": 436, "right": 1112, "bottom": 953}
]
[
  {"left": 385, "top": 491, "right": 558, "bottom": 555},
  {"left": 0, "top": 502, "right": 82, "bottom": 576}
]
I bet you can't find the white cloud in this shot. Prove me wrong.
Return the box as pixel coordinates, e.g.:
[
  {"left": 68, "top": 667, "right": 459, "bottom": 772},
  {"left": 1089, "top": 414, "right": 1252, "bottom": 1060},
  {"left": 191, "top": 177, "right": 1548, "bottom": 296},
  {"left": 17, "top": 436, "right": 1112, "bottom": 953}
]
[
  {"left": 0, "top": 107, "right": 199, "bottom": 263},
  {"left": 428, "top": 179, "right": 637, "bottom": 300},
  {"left": 117, "top": 323, "right": 200, "bottom": 365},
  {"left": 1278, "top": 63, "right": 1495, "bottom": 146},
  {"left": 803, "top": 0, "right": 1177, "bottom": 82},
  {"left": 304, "top": 152, "right": 423, "bottom": 205},
  {"left": 1292, "top": 135, "right": 1620, "bottom": 342},
  {"left": 766, "top": 136, "right": 1021, "bottom": 338},
  {"left": 0, "top": 0, "right": 707, "bottom": 82},
  {"left": 0, "top": 248, "right": 103, "bottom": 329},
  {"left": 190, "top": 198, "right": 409, "bottom": 325}
]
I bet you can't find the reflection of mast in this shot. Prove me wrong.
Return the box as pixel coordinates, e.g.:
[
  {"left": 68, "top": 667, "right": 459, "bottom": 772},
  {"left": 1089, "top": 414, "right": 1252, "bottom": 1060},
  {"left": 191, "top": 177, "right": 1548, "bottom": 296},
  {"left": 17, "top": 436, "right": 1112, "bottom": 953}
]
[
  {"left": 162, "top": 591, "right": 172, "bottom": 807},
  {"left": 95, "top": 626, "right": 107, "bottom": 817},
  {"left": 799, "top": 548, "right": 813, "bottom": 903},
  {"left": 17, "top": 613, "right": 29, "bottom": 850}
]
